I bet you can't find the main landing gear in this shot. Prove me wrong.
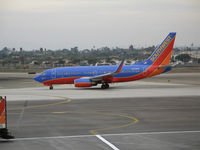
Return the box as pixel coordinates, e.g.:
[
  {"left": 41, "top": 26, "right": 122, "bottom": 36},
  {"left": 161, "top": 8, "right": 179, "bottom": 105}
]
[
  {"left": 49, "top": 85, "right": 53, "bottom": 90},
  {"left": 101, "top": 83, "right": 109, "bottom": 89}
]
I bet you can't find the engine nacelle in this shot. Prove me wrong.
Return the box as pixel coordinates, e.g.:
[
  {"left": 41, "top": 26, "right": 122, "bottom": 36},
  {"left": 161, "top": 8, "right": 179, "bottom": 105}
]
[{"left": 74, "top": 78, "right": 92, "bottom": 87}]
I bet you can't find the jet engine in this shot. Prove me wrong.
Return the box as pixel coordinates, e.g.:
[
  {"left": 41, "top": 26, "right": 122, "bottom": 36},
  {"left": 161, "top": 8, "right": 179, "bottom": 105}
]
[{"left": 74, "top": 78, "right": 92, "bottom": 87}]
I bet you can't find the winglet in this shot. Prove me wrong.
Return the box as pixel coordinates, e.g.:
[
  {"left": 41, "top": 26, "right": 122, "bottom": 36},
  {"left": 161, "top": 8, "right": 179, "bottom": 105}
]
[{"left": 114, "top": 60, "right": 124, "bottom": 73}]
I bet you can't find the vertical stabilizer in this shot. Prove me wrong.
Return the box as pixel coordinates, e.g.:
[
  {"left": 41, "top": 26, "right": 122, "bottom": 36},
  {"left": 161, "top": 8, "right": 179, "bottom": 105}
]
[{"left": 147, "top": 32, "right": 176, "bottom": 66}]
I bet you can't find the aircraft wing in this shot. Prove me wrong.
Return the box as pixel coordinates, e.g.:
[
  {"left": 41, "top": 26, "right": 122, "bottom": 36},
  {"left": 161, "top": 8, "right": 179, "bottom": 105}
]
[{"left": 89, "top": 60, "right": 124, "bottom": 82}]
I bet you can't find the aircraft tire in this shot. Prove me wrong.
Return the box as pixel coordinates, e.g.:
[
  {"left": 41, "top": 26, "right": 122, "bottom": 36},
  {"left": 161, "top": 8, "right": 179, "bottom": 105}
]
[
  {"left": 105, "top": 83, "right": 109, "bottom": 89},
  {"left": 49, "top": 85, "right": 53, "bottom": 90},
  {"left": 101, "top": 84, "right": 106, "bottom": 89}
]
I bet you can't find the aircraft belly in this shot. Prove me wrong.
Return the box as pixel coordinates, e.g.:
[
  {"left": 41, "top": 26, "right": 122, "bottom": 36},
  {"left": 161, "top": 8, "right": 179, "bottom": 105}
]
[{"left": 43, "top": 77, "right": 79, "bottom": 85}]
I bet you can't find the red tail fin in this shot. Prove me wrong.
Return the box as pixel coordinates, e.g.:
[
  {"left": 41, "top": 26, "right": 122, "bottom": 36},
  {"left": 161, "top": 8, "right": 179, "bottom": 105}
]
[{"left": 148, "top": 32, "right": 176, "bottom": 66}]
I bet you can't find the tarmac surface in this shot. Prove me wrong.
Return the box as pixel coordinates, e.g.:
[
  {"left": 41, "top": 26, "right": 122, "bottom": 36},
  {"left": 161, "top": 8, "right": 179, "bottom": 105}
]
[{"left": 0, "top": 72, "right": 200, "bottom": 150}]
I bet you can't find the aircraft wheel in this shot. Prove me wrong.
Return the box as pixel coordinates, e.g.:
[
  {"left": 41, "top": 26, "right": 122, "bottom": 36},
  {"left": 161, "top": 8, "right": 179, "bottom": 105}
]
[
  {"left": 105, "top": 83, "right": 109, "bottom": 89},
  {"left": 49, "top": 85, "right": 53, "bottom": 90},
  {"left": 101, "top": 84, "right": 106, "bottom": 89}
]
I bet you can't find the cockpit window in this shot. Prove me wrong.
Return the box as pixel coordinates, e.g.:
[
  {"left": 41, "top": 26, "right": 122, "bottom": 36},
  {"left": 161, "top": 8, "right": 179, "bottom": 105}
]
[{"left": 41, "top": 72, "right": 46, "bottom": 75}]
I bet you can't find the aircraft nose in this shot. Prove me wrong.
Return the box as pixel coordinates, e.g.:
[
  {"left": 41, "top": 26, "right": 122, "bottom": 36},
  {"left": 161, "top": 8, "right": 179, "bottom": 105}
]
[{"left": 34, "top": 75, "right": 41, "bottom": 82}]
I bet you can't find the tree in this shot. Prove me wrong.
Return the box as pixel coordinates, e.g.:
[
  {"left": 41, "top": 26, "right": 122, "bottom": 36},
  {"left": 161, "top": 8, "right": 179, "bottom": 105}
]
[
  {"left": 129, "top": 45, "right": 134, "bottom": 51},
  {"left": 71, "top": 47, "right": 79, "bottom": 55},
  {"left": 2, "top": 47, "right": 9, "bottom": 52},
  {"left": 71, "top": 58, "right": 81, "bottom": 64},
  {"left": 88, "top": 58, "right": 97, "bottom": 65},
  {"left": 175, "top": 54, "right": 191, "bottom": 62},
  {"left": 40, "top": 48, "right": 43, "bottom": 53},
  {"left": 58, "top": 59, "right": 65, "bottom": 64}
]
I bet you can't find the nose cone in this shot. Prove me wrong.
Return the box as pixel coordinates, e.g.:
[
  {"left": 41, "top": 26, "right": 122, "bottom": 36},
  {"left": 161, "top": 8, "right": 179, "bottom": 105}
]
[{"left": 34, "top": 75, "right": 41, "bottom": 82}]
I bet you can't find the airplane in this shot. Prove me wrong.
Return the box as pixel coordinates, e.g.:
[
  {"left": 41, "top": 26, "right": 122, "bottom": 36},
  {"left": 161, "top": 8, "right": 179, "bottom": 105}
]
[{"left": 34, "top": 32, "right": 176, "bottom": 90}]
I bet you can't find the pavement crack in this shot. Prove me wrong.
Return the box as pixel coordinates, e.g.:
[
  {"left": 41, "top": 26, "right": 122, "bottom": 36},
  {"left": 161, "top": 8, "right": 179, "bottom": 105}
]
[{"left": 15, "top": 100, "right": 28, "bottom": 134}]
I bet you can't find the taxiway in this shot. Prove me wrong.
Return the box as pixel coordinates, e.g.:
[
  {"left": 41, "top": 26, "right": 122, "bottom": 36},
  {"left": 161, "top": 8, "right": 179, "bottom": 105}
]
[{"left": 0, "top": 73, "right": 200, "bottom": 150}]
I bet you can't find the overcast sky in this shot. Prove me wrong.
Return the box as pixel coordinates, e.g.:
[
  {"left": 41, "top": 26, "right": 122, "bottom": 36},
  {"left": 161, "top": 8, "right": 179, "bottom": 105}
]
[{"left": 0, "top": 0, "right": 200, "bottom": 50}]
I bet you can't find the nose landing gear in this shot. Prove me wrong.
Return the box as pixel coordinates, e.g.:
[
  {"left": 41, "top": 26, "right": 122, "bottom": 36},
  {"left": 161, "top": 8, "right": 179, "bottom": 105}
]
[{"left": 101, "top": 83, "right": 109, "bottom": 89}]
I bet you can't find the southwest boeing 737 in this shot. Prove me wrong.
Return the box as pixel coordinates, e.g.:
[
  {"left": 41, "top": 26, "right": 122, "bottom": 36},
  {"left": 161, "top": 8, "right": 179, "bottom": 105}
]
[{"left": 34, "top": 32, "right": 176, "bottom": 89}]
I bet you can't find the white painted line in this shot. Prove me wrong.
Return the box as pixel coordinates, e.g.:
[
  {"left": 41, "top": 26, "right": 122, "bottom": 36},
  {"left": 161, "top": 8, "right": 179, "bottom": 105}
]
[
  {"left": 95, "top": 134, "right": 120, "bottom": 150},
  {"left": 13, "top": 135, "right": 94, "bottom": 141},
  {"left": 10, "top": 130, "right": 200, "bottom": 141}
]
